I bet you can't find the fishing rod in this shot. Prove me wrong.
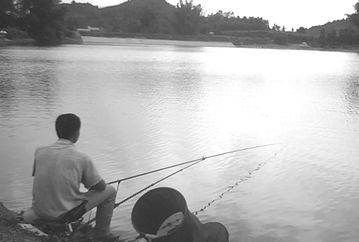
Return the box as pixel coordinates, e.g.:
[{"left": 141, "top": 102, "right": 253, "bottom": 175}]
[
  {"left": 82, "top": 143, "right": 280, "bottom": 228},
  {"left": 83, "top": 160, "right": 204, "bottom": 228},
  {"left": 114, "top": 158, "right": 203, "bottom": 208},
  {"left": 108, "top": 143, "right": 279, "bottom": 185}
]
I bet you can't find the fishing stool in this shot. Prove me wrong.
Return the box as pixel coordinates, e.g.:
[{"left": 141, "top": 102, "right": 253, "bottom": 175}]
[{"left": 32, "top": 201, "right": 88, "bottom": 236}]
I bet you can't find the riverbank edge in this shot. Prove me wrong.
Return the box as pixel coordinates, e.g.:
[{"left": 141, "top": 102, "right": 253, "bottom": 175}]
[
  {"left": 0, "top": 31, "right": 83, "bottom": 47},
  {"left": 0, "top": 38, "right": 83, "bottom": 47},
  {"left": 80, "top": 32, "right": 232, "bottom": 43},
  {"left": 0, "top": 38, "right": 35, "bottom": 47},
  {"left": 81, "top": 32, "right": 359, "bottom": 53},
  {"left": 2, "top": 33, "right": 359, "bottom": 53},
  {"left": 233, "top": 43, "right": 359, "bottom": 53},
  {"left": 0, "top": 39, "right": 84, "bottom": 47},
  {"left": 0, "top": 203, "right": 44, "bottom": 242},
  {"left": 0, "top": 203, "right": 130, "bottom": 242}
]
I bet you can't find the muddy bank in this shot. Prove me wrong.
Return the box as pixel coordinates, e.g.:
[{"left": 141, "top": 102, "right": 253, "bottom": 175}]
[{"left": 0, "top": 203, "right": 43, "bottom": 242}]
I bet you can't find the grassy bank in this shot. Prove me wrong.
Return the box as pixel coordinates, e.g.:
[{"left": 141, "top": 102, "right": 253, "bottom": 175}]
[
  {"left": 0, "top": 38, "right": 35, "bottom": 47},
  {"left": 0, "top": 29, "right": 83, "bottom": 47}
]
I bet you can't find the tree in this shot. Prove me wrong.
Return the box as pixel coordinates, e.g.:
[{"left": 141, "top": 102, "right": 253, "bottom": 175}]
[
  {"left": 18, "top": 0, "right": 66, "bottom": 45},
  {"left": 272, "top": 24, "right": 281, "bottom": 31},
  {"left": 0, "top": 0, "right": 15, "bottom": 29},
  {"left": 139, "top": 7, "right": 159, "bottom": 33},
  {"left": 318, "top": 28, "right": 327, "bottom": 46},
  {"left": 349, "top": 1, "right": 359, "bottom": 27},
  {"left": 204, "top": 11, "right": 269, "bottom": 33},
  {"left": 338, "top": 28, "right": 355, "bottom": 45},
  {"left": 174, "top": 0, "right": 202, "bottom": 35},
  {"left": 297, "top": 27, "right": 306, "bottom": 33},
  {"left": 273, "top": 33, "right": 288, "bottom": 45},
  {"left": 327, "top": 30, "right": 337, "bottom": 46}
]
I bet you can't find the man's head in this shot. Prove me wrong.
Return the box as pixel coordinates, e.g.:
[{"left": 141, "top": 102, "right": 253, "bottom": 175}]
[{"left": 55, "top": 113, "right": 81, "bottom": 143}]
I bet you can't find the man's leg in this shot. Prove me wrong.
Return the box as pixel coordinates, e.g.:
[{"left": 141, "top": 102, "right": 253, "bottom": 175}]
[
  {"left": 83, "top": 185, "right": 117, "bottom": 236},
  {"left": 23, "top": 208, "right": 40, "bottom": 224}
]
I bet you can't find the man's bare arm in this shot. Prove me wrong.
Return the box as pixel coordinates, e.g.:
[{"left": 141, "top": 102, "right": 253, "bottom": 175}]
[{"left": 90, "top": 179, "right": 106, "bottom": 192}]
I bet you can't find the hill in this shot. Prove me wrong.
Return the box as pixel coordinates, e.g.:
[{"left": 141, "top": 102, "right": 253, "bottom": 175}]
[
  {"left": 101, "top": 0, "right": 176, "bottom": 33},
  {"left": 63, "top": 0, "right": 177, "bottom": 34},
  {"left": 63, "top": 2, "right": 102, "bottom": 30},
  {"left": 62, "top": 0, "right": 269, "bottom": 35},
  {"left": 62, "top": 0, "right": 359, "bottom": 47}
]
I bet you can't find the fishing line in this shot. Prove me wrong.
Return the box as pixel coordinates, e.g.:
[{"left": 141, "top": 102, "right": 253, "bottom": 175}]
[
  {"left": 114, "top": 157, "right": 205, "bottom": 208},
  {"left": 108, "top": 143, "right": 280, "bottom": 185},
  {"left": 84, "top": 158, "right": 206, "bottom": 226},
  {"left": 193, "top": 152, "right": 279, "bottom": 215}
]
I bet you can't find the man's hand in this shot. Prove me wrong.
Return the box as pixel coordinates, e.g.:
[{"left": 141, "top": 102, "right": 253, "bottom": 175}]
[{"left": 90, "top": 179, "right": 106, "bottom": 192}]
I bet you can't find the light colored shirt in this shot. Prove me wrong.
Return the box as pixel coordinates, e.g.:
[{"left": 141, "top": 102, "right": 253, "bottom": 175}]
[{"left": 32, "top": 139, "right": 102, "bottom": 220}]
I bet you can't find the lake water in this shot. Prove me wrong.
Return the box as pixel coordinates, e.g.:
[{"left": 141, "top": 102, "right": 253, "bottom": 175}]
[{"left": 1, "top": 38, "right": 359, "bottom": 242}]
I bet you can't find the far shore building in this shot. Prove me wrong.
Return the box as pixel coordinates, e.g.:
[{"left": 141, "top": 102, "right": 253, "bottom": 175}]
[
  {"left": 299, "top": 42, "right": 310, "bottom": 48},
  {"left": 77, "top": 26, "right": 101, "bottom": 33}
]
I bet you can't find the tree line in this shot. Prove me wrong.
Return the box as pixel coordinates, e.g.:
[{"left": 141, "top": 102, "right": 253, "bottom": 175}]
[
  {"left": 0, "top": 0, "right": 269, "bottom": 45},
  {"left": 308, "top": 1, "right": 359, "bottom": 47},
  {"left": 1, "top": 0, "right": 359, "bottom": 46},
  {"left": 63, "top": 0, "right": 269, "bottom": 35}
]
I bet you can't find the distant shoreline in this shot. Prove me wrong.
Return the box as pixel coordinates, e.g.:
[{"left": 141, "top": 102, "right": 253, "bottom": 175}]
[
  {"left": 80, "top": 32, "right": 359, "bottom": 53},
  {"left": 80, "top": 31, "right": 232, "bottom": 43},
  {"left": 2, "top": 35, "right": 359, "bottom": 53},
  {"left": 0, "top": 38, "right": 35, "bottom": 47},
  {"left": 233, "top": 43, "right": 359, "bottom": 53},
  {"left": 0, "top": 31, "right": 83, "bottom": 47},
  {"left": 82, "top": 36, "right": 234, "bottom": 48},
  {"left": 82, "top": 35, "right": 359, "bottom": 53}
]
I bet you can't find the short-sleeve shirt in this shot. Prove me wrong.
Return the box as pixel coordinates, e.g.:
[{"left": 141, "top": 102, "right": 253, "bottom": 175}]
[{"left": 32, "top": 139, "right": 102, "bottom": 220}]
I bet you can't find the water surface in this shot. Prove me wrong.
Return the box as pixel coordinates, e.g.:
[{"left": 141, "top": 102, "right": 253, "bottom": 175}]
[{"left": 0, "top": 40, "right": 359, "bottom": 241}]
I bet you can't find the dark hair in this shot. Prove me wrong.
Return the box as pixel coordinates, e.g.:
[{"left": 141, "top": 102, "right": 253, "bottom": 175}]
[{"left": 55, "top": 113, "right": 81, "bottom": 140}]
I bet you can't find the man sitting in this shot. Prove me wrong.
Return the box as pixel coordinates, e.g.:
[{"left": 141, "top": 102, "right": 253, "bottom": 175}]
[
  {"left": 131, "top": 187, "right": 229, "bottom": 242},
  {"left": 23, "top": 113, "right": 117, "bottom": 239}
]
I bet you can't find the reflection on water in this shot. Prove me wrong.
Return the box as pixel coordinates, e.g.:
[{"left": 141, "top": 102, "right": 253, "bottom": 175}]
[{"left": 1, "top": 43, "right": 359, "bottom": 241}]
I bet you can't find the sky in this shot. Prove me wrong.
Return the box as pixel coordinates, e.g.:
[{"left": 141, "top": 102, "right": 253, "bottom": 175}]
[{"left": 63, "top": 0, "right": 358, "bottom": 29}]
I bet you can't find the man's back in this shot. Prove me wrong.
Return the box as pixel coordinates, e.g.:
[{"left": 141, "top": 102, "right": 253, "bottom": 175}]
[{"left": 32, "top": 139, "right": 101, "bottom": 220}]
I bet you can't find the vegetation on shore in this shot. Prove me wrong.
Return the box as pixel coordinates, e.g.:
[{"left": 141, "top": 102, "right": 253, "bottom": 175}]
[
  {"left": 63, "top": 0, "right": 359, "bottom": 48},
  {"left": 63, "top": 0, "right": 269, "bottom": 35},
  {"left": 0, "top": 0, "right": 82, "bottom": 46},
  {"left": 1, "top": 0, "right": 359, "bottom": 47}
]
